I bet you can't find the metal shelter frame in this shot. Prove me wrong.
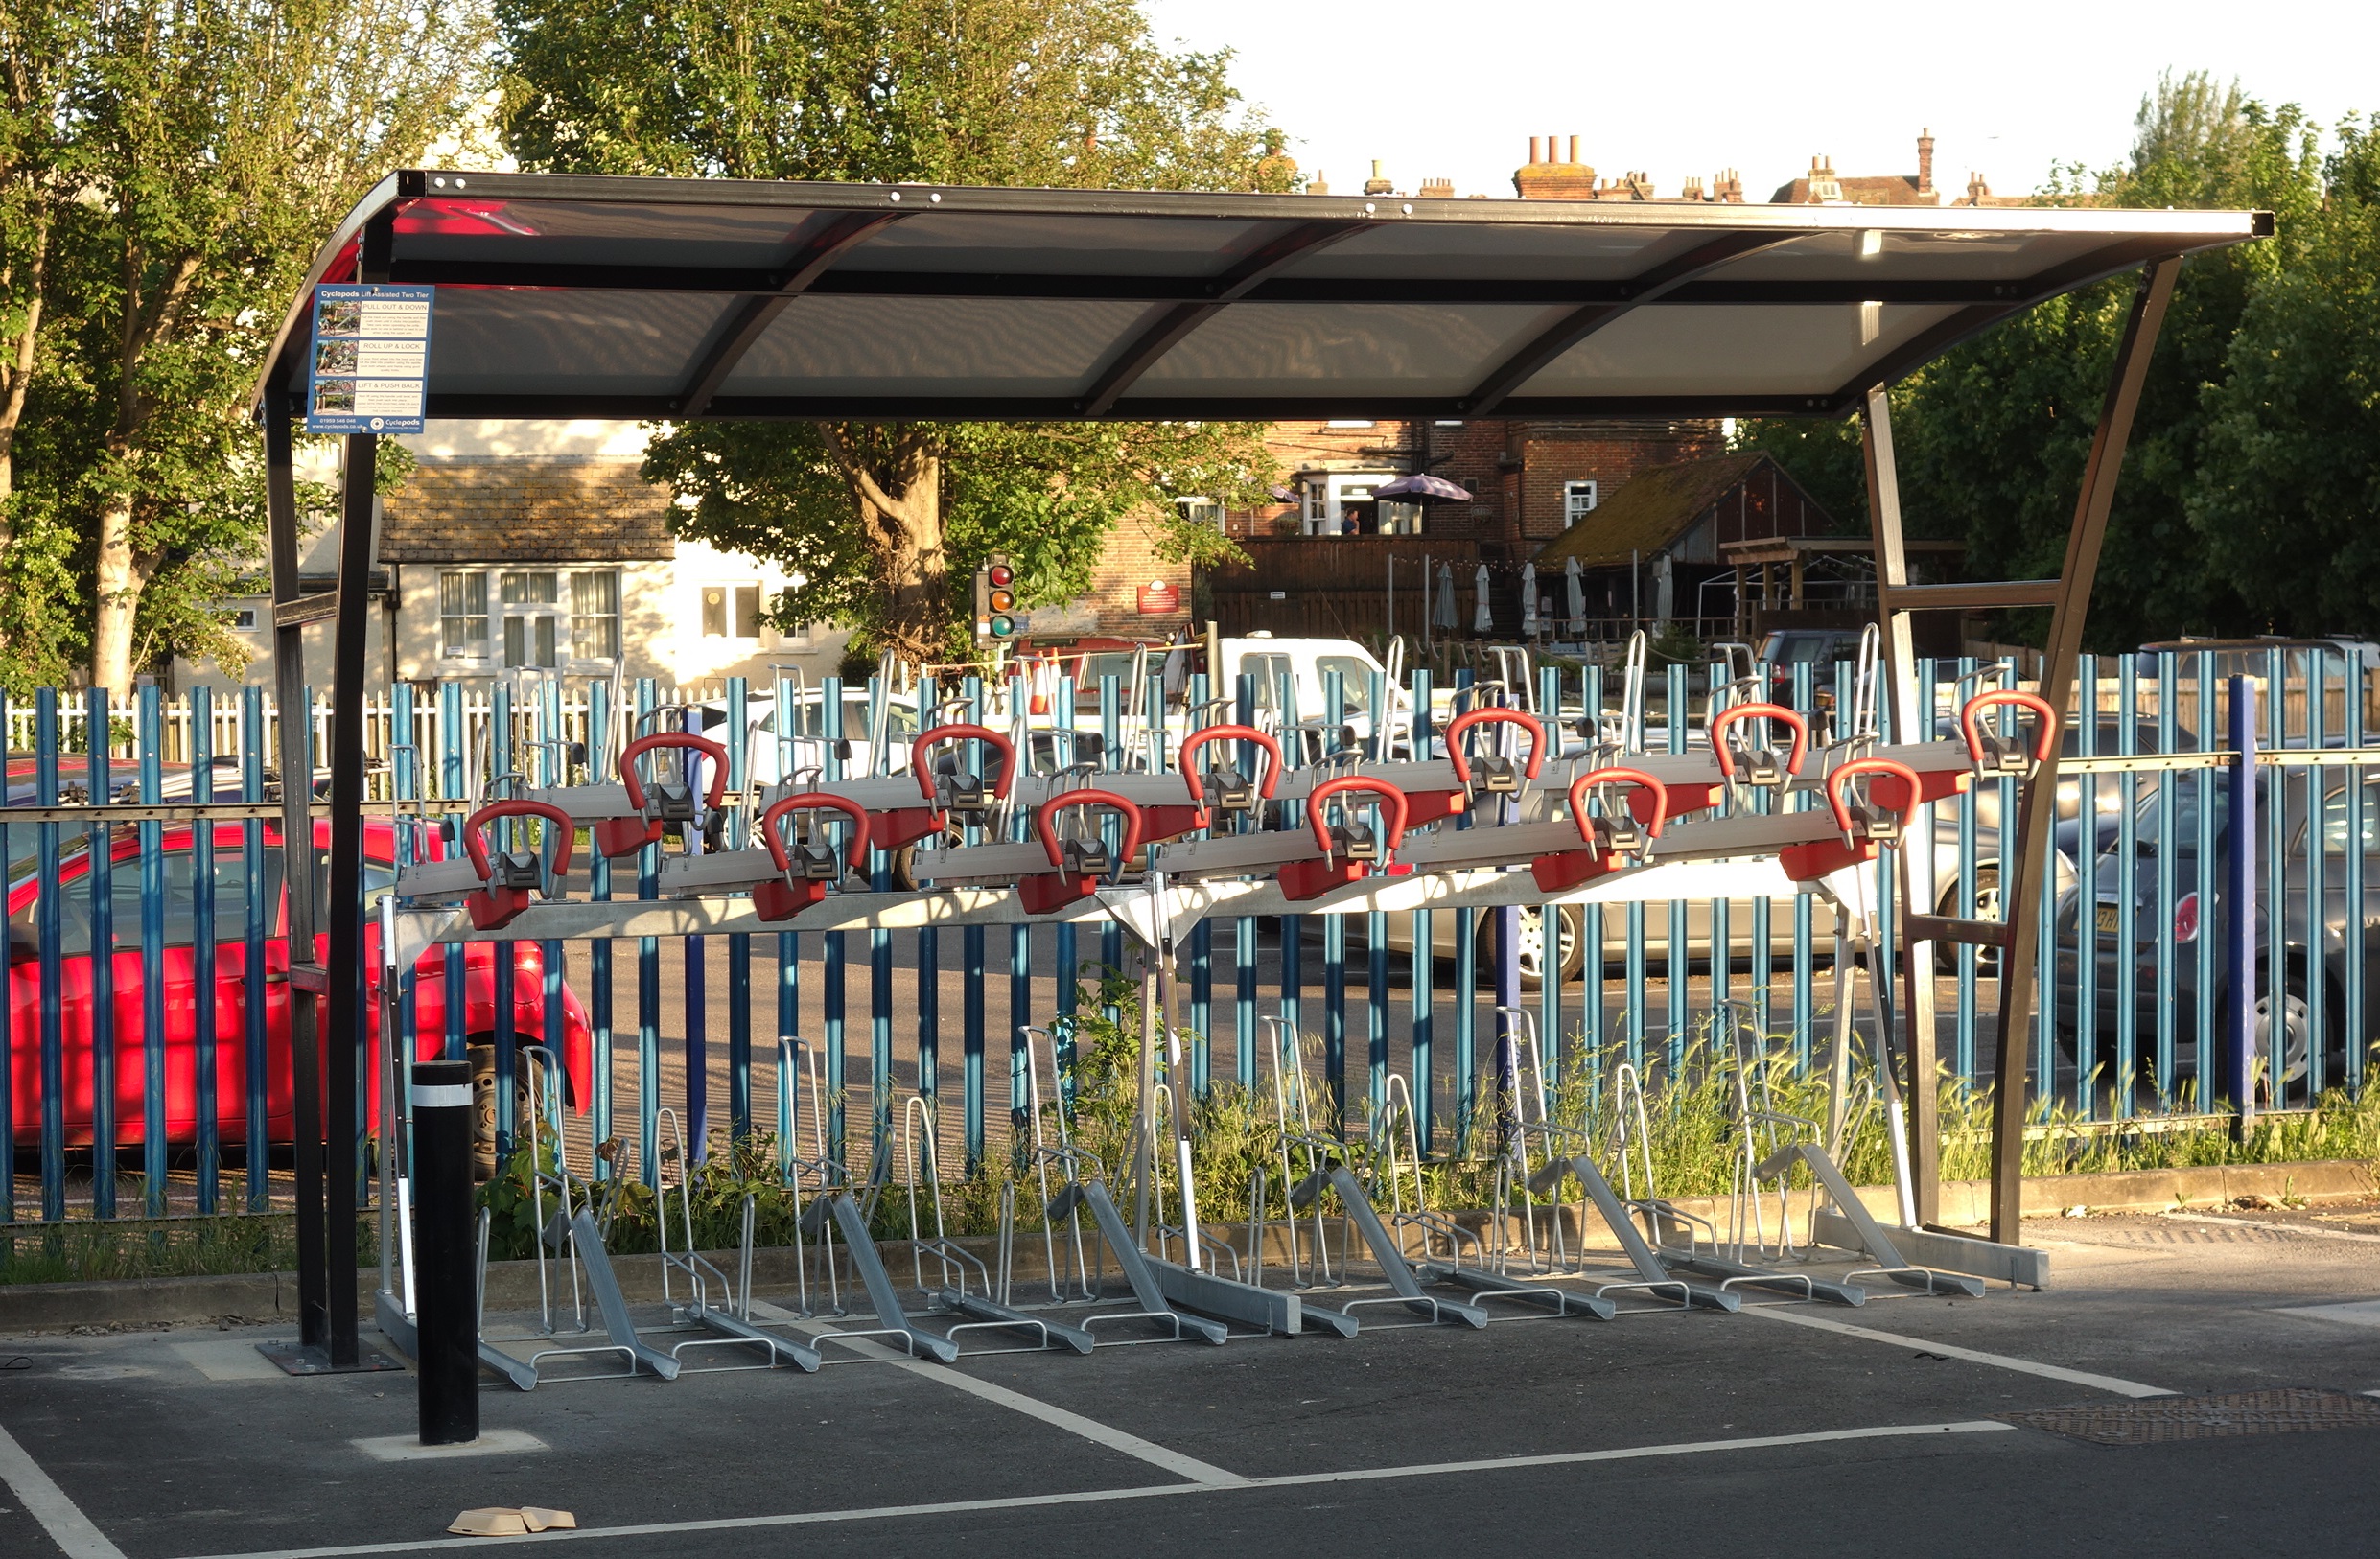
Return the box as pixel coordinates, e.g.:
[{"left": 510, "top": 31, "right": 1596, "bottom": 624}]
[{"left": 250, "top": 171, "right": 2260, "bottom": 1367}]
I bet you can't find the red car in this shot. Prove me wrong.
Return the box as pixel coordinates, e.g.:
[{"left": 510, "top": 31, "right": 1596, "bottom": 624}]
[{"left": 5, "top": 817, "right": 592, "bottom": 1148}]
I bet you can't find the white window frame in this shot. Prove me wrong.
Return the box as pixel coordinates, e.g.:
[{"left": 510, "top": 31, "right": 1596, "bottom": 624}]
[
  {"left": 435, "top": 566, "right": 620, "bottom": 669},
  {"left": 1564, "top": 480, "right": 1598, "bottom": 526},
  {"left": 699, "top": 580, "right": 769, "bottom": 644}
]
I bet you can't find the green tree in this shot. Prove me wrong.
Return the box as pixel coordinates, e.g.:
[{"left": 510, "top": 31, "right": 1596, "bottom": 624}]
[
  {"left": 1738, "top": 73, "right": 2337, "bottom": 649},
  {"left": 18, "top": 0, "right": 491, "bottom": 699},
  {"left": 500, "top": 0, "right": 1293, "bottom": 660},
  {"left": 2191, "top": 120, "right": 2380, "bottom": 631},
  {"left": 647, "top": 419, "right": 1270, "bottom": 660}
]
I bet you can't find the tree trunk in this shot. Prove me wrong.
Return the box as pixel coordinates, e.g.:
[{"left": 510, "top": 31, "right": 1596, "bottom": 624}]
[
  {"left": 821, "top": 423, "right": 951, "bottom": 663},
  {"left": 90, "top": 487, "right": 143, "bottom": 699}
]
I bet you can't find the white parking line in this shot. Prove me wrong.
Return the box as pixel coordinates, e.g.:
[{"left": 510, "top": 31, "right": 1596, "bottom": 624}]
[
  {"left": 740, "top": 1299, "right": 1246, "bottom": 1486},
  {"left": 182, "top": 1419, "right": 2015, "bottom": 1559},
  {"left": 1746, "top": 1307, "right": 2173, "bottom": 1397},
  {"left": 0, "top": 1419, "right": 128, "bottom": 1559}
]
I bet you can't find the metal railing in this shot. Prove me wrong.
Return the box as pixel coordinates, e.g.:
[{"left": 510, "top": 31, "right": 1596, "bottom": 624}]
[{"left": 3, "top": 647, "right": 2369, "bottom": 1230}]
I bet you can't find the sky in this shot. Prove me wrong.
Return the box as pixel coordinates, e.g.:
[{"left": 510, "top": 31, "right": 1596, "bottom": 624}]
[{"left": 1140, "top": 0, "right": 2379, "bottom": 202}]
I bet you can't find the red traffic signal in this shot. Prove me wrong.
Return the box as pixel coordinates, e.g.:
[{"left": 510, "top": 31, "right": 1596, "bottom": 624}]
[{"left": 987, "top": 563, "right": 1014, "bottom": 589}]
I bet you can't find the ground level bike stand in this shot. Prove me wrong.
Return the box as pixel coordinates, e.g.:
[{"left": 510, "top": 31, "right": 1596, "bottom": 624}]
[
  {"left": 1530, "top": 1154, "right": 1740, "bottom": 1313},
  {"left": 374, "top": 1288, "right": 541, "bottom": 1391},
  {"left": 568, "top": 1209, "right": 686, "bottom": 1379},
  {"left": 1290, "top": 1164, "right": 1487, "bottom": 1329},
  {"left": 928, "top": 1290, "right": 1099, "bottom": 1355},
  {"left": 1650, "top": 1246, "right": 1869, "bottom": 1307},
  {"left": 669, "top": 1295, "right": 824, "bottom": 1372},
  {"left": 1754, "top": 1143, "right": 1991, "bottom": 1298},
  {"left": 1043, "top": 1180, "right": 1230, "bottom": 1343},
  {"left": 805, "top": 1194, "right": 963, "bottom": 1362},
  {"left": 1806, "top": 1213, "right": 2048, "bottom": 1290},
  {"left": 1413, "top": 1264, "right": 1618, "bottom": 1320}
]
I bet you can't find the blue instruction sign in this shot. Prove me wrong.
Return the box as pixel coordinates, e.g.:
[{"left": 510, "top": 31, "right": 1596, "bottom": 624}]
[{"left": 306, "top": 283, "right": 434, "bottom": 434}]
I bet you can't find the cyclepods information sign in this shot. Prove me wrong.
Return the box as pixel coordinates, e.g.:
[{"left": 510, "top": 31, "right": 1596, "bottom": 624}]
[{"left": 305, "top": 284, "right": 433, "bottom": 435}]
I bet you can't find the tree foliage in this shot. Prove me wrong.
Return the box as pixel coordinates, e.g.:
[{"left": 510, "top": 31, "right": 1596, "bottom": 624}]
[
  {"left": 0, "top": 0, "right": 489, "bottom": 696},
  {"left": 1738, "top": 73, "right": 2372, "bottom": 649},
  {"left": 499, "top": 0, "right": 1293, "bottom": 660}
]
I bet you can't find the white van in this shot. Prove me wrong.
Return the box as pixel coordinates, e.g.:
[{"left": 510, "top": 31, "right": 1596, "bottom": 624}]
[{"left": 1216, "top": 634, "right": 1395, "bottom": 749}]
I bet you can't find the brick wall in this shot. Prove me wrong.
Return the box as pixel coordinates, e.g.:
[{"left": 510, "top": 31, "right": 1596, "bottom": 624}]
[{"left": 1085, "top": 506, "right": 1194, "bottom": 637}]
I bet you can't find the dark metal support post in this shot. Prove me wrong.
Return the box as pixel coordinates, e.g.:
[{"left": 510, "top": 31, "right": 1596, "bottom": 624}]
[
  {"left": 324, "top": 430, "right": 379, "bottom": 1365},
  {"left": 2226, "top": 677, "right": 2258, "bottom": 1129},
  {"left": 263, "top": 394, "right": 328, "bottom": 1351},
  {"left": 1987, "top": 258, "right": 2181, "bottom": 1245}
]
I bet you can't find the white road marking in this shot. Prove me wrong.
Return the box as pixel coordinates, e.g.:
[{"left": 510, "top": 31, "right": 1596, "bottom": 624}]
[
  {"left": 741, "top": 1299, "right": 1245, "bottom": 1486},
  {"left": 351, "top": 1431, "right": 549, "bottom": 1463},
  {"left": 2274, "top": 1299, "right": 2380, "bottom": 1329},
  {"left": 1746, "top": 1307, "right": 2173, "bottom": 1397},
  {"left": 179, "top": 1420, "right": 2016, "bottom": 1559},
  {"left": 0, "top": 1419, "right": 128, "bottom": 1559}
]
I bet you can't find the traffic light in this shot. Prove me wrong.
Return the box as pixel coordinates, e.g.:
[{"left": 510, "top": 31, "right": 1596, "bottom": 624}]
[{"left": 972, "top": 556, "right": 1025, "bottom": 643}]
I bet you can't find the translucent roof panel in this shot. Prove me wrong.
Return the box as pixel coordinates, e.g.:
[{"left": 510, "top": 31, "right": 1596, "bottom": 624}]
[
  {"left": 257, "top": 171, "right": 2268, "bottom": 421},
  {"left": 429, "top": 288, "right": 735, "bottom": 402},
  {"left": 1127, "top": 303, "right": 1568, "bottom": 400},
  {"left": 1517, "top": 303, "right": 1969, "bottom": 399},
  {"left": 721, "top": 295, "right": 1154, "bottom": 399}
]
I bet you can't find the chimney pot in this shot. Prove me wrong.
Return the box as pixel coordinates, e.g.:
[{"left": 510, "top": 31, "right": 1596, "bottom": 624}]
[
  {"left": 1529, "top": 136, "right": 1543, "bottom": 164},
  {"left": 1568, "top": 134, "right": 1581, "bottom": 164},
  {"left": 1917, "top": 127, "right": 1936, "bottom": 196}
]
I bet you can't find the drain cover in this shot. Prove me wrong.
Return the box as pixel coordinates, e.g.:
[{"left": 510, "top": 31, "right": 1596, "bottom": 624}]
[{"left": 2002, "top": 1388, "right": 2380, "bottom": 1445}]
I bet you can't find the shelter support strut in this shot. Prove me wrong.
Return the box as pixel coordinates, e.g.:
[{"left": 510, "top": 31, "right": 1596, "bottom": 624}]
[{"left": 1982, "top": 257, "right": 2181, "bottom": 1244}]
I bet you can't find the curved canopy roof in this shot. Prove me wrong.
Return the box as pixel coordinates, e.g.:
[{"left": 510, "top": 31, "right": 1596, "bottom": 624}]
[{"left": 256, "top": 171, "right": 2268, "bottom": 423}]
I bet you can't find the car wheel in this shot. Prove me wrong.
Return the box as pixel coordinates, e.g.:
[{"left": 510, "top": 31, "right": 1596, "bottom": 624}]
[
  {"left": 468, "top": 1043, "right": 540, "bottom": 1183},
  {"left": 2257, "top": 969, "right": 2345, "bottom": 1101},
  {"left": 1487, "top": 904, "right": 1587, "bottom": 986},
  {"left": 1933, "top": 867, "right": 2001, "bottom": 974}
]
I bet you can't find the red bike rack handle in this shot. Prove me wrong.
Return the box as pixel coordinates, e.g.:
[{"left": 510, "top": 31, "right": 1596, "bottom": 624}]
[
  {"left": 618, "top": 733, "right": 731, "bottom": 813},
  {"left": 1566, "top": 766, "right": 1668, "bottom": 846},
  {"left": 1445, "top": 707, "right": 1549, "bottom": 785},
  {"left": 1960, "top": 689, "right": 2059, "bottom": 766},
  {"left": 461, "top": 800, "right": 577, "bottom": 881},
  {"left": 1034, "top": 789, "right": 1145, "bottom": 871},
  {"left": 910, "top": 723, "right": 1018, "bottom": 803},
  {"left": 1710, "top": 702, "right": 1809, "bottom": 780},
  {"left": 1305, "top": 777, "right": 1409, "bottom": 857},
  {"left": 1825, "top": 756, "right": 1923, "bottom": 840},
  {"left": 760, "top": 793, "right": 872, "bottom": 876},
  {"left": 1177, "top": 724, "right": 1285, "bottom": 805}
]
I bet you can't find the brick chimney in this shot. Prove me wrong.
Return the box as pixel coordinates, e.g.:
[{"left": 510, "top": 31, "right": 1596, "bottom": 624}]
[
  {"left": 1806, "top": 153, "right": 1842, "bottom": 203},
  {"left": 1363, "top": 158, "right": 1395, "bottom": 196},
  {"left": 1512, "top": 133, "right": 1596, "bottom": 198},
  {"left": 1917, "top": 128, "right": 1936, "bottom": 198},
  {"left": 1711, "top": 167, "right": 1744, "bottom": 202},
  {"left": 1417, "top": 175, "right": 1454, "bottom": 199},
  {"left": 1308, "top": 169, "right": 1330, "bottom": 196},
  {"left": 1965, "top": 170, "right": 1993, "bottom": 205}
]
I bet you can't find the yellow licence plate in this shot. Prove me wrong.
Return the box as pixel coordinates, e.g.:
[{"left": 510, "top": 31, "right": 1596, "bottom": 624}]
[{"left": 2093, "top": 905, "right": 2121, "bottom": 935}]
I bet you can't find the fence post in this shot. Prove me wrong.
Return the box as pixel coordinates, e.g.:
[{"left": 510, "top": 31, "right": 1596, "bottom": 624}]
[{"left": 2225, "top": 676, "right": 2257, "bottom": 1132}]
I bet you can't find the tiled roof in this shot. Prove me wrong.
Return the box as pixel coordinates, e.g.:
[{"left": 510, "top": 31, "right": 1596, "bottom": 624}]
[
  {"left": 378, "top": 458, "right": 678, "bottom": 563},
  {"left": 1532, "top": 453, "right": 1768, "bottom": 567},
  {"left": 1768, "top": 175, "right": 1934, "bottom": 204}
]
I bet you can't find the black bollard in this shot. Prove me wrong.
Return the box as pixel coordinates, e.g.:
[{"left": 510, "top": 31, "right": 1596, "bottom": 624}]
[{"left": 411, "top": 1059, "right": 479, "bottom": 1445}]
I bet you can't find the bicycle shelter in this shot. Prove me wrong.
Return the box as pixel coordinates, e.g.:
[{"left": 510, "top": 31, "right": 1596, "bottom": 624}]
[{"left": 248, "top": 171, "right": 2264, "bottom": 1370}]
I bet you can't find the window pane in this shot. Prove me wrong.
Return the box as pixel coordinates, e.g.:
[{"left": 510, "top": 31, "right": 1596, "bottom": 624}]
[
  {"left": 570, "top": 571, "right": 619, "bottom": 661},
  {"left": 504, "top": 616, "right": 525, "bottom": 667},
  {"left": 735, "top": 585, "right": 762, "bottom": 638},
  {"left": 702, "top": 586, "right": 728, "bottom": 637},
  {"left": 535, "top": 615, "right": 557, "bottom": 667},
  {"left": 1316, "top": 657, "right": 1373, "bottom": 714},
  {"left": 502, "top": 571, "right": 557, "bottom": 606},
  {"left": 6, "top": 844, "right": 288, "bottom": 958}
]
